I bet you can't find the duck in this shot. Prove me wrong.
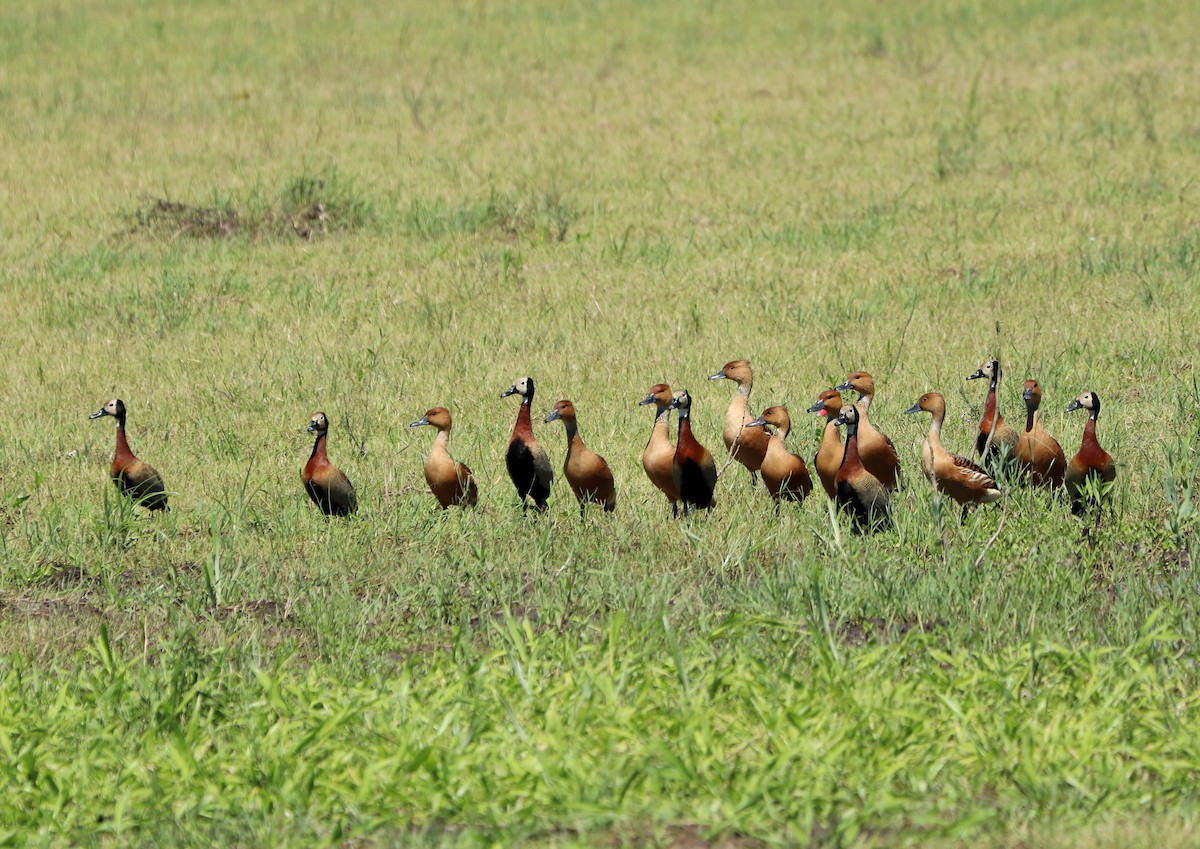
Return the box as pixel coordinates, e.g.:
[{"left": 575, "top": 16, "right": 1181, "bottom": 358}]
[
  {"left": 501, "top": 377, "right": 553, "bottom": 512},
  {"left": 668, "top": 389, "right": 718, "bottom": 514},
  {"left": 88, "top": 398, "right": 168, "bottom": 511},
  {"left": 967, "top": 358, "right": 1020, "bottom": 470},
  {"left": 639, "top": 383, "right": 681, "bottom": 516},
  {"left": 708, "top": 359, "right": 771, "bottom": 484},
  {"left": 905, "top": 392, "right": 1002, "bottom": 516},
  {"left": 807, "top": 389, "right": 845, "bottom": 499},
  {"left": 831, "top": 405, "right": 890, "bottom": 530},
  {"left": 545, "top": 399, "right": 616, "bottom": 519},
  {"left": 303, "top": 411, "right": 358, "bottom": 516},
  {"left": 744, "top": 406, "right": 813, "bottom": 504},
  {"left": 1015, "top": 380, "right": 1066, "bottom": 489},
  {"left": 1064, "top": 391, "right": 1117, "bottom": 516},
  {"left": 834, "top": 371, "right": 900, "bottom": 489},
  {"left": 409, "top": 407, "right": 479, "bottom": 509}
]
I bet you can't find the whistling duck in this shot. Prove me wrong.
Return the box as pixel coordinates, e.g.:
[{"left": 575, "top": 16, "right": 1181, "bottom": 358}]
[
  {"left": 832, "top": 406, "right": 890, "bottom": 530},
  {"left": 409, "top": 407, "right": 479, "bottom": 509},
  {"left": 834, "top": 371, "right": 900, "bottom": 489},
  {"left": 303, "top": 411, "right": 358, "bottom": 516},
  {"left": 967, "top": 358, "right": 1020, "bottom": 469},
  {"left": 88, "top": 398, "right": 168, "bottom": 510},
  {"left": 1064, "top": 391, "right": 1117, "bottom": 515},
  {"left": 745, "top": 406, "right": 813, "bottom": 504},
  {"left": 545, "top": 399, "right": 616, "bottom": 519},
  {"left": 1015, "top": 380, "right": 1066, "bottom": 489},
  {"left": 807, "top": 389, "right": 846, "bottom": 499},
  {"left": 709, "top": 359, "right": 770, "bottom": 484},
  {"left": 501, "top": 377, "right": 554, "bottom": 512},
  {"left": 639, "top": 383, "right": 681, "bottom": 516},
  {"left": 905, "top": 393, "right": 1002, "bottom": 515},
  {"left": 668, "top": 390, "right": 718, "bottom": 514}
]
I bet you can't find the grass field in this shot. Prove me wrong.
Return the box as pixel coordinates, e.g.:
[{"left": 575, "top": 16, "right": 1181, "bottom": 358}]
[{"left": 2, "top": 0, "right": 1200, "bottom": 845}]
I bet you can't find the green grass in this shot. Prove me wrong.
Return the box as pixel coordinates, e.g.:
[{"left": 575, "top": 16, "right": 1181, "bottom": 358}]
[{"left": 2, "top": 0, "right": 1200, "bottom": 845}]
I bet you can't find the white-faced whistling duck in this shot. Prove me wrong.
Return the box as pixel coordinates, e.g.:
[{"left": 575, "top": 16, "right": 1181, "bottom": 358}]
[
  {"left": 639, "top": 383, "right": 681, "bottom": 517},
  {"left": 834, "top": 370, "right": 901, "bottom": 490},
  {"left": 967, "top": 358, "right": 1020, "bottom": 471},
  {"left": 668, "top": 389, "right": 718, "bottom": 514},
  {"left": 303, "top": 411, "right": 358, "bottom": 516},
  {"left": 409, "top": 407, "right": 479, "bottom": 509},
  {"left": 807, "top": 389, "right": 846, "bottom": 500},
  {"left": 1064, "top": 391, "right": 1116, "bottom": 516},
  {"left": 708, "top": 359, "right": 770, "bottom": 485},
  {"left": 831, "top": 405, "right": 890, "bottom": 531},
  {"left": 745, "top": 406, "right": 813, "bottom": 505},
  {"left": 905, "top": 392, "right": 1002, "bottom": 517},
  {"left": 89, "top": 398, "right": 168, "bottom": 511},
  {"left": 502, "top": 377, "right": 553, "bottom": 512},
  {"left": 1015, "top": 380, "right": 1066, "bottom": 489},
  {"left": 545, "top": 399, "right": 616, "bottom": 519}
]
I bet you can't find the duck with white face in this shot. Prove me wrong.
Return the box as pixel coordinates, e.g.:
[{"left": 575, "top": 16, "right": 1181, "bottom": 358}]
[
  {"left": 303, "top": 411, "right": 357, "bottom": 517},
  {"left": 1064, "top": 391, "right": 1116, "bottom": 516},
  {"left": 89, "top": 398, "right": 169, "bottom": 511},
  {"left": 502, "top": 377, "right": 553, "bottom": 512}
]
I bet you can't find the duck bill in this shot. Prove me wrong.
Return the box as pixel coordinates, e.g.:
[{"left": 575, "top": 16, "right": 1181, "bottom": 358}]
[
  {"left": 1065, "top": 399, "right": 1083, "bottom": 413},
  {"left": 966, "top": 369, "right": 986, "bottom": 380},
  {"left": 806, "top": 400, "right": 826, "bottom": 414},
  {"left": 904, "top": 403, "right": 922, "bottom": 415},
  {"left": 708, "top": 370, "right": 727, "bottom": 381},
  {"left": 638, "top": 393, "right": 657, "bottom": 406},
  {"left": 501, "top": 386, "right": 519, "bottom": 398},
  {"left": 89, "top": 409, "right": 108, "bottom": 420},
  {"left": 544, "top": 410, "right": 561, "bottom": 423},
  {"left": 409, "top": 417, "right": 430, "bottom": 428},
  {"left": 834, "top": 379, "right": 852, "bottom": 391},
  {"left": 744, "top": 417, "right": 767, "bottom": 428}
]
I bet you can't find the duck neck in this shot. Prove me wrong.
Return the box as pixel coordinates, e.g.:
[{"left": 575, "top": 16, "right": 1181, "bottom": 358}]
[
  {"left": 1081, "top": 414, "right": 1100, "bottom": 448},
  {"left": 677, "top": 409, "right": 694, "bottom": 443},
  {"left": 857, "top": 392, "right": 873, "bottom": 412},
  {"left": 927, "top": 410, "right": 945, "bottom": 447},
  {"left": 842, "top": 424, "right": 861, "bottom": 466},
  {"left": 512, "top": 398, "right": 534, "bottom": 439},
  {"left": 310, "top": 432, "right": 328, "bottom": 463},
  {"left": 1025, "top": 405, "right": 1037, "bottom": 433},
  {"left": 434, "top": 428, "right": 451, "bottom": 450},
  {"left": 113, "top": 414, "right": 135, "bottom": 463},
  {"left": 562, "top": 418, "right": 583, "bottom": 453}
]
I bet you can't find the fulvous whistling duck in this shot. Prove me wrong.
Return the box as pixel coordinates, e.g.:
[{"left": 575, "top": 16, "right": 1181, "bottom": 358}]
[
  {"left": 905, "top": 392, "right": 1002, "bottom": 516},
  {"left": 668, "top": 390, "right": 718, "bottom": 514},
  {"left": 303, "top": 411, "right": 358, "bottom": 516},
  {"left": 1064, "top": 391, "right": 1117, "bottom": 516},
  {"left": 709, "top": 359, "right": 770, "bottom": 484},
  {"left": 1015, "top": 380, "right": 1066, "bottom": 489},
  {"left": 409, "top": 407, "right": 479, "bottom": 509},
  {"left": 834, "top": 371, "right": 900, "bottom": 489},
  {"left": 502, "top": 377, "right": 553, "bottom": 512},
  {"left": 967, "top": 358, "right": 1020, "bottom": 470},
  {"left": 89, "top": 398, "right": 168, "bottom": 511},
  {"left": 639, "top": 383, "right": 681, "bottom": 516},
  {"left": 745, "top": 406, "right": 813, "bottom": 504},
  {"left": 831, "top": 405, "right": 890, "bottom": 531},
  {"left": 807, "top": 389, "right": 845, "bottom": 500},
  {"left": 545, "top": 399, "right": 616, "bottom": 519}
]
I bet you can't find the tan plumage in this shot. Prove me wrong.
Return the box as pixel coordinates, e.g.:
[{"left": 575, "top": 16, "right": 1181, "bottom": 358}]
[
  {"left": 807, "top": 389, "right": 846, "bottom": 499},
  {"left": 639, "top": 383, "right": 681, "bottom": 516},
  {"left": 967, "top": 358, "right": 1020, "bottom": 469},
  {"left": 1015, "top": 380, "right": 1066, "bottom": 489},
  {"left": 745, "top": 406, "right": 813, "bottom": 504},
  {"left": 834, "top": 371, "right": 900, "bottom": 489},
  {"left": 89, "top": 398, "right": 168, "bottom": 510},
  {"left": 906, "top": 393, "right": 1002, "bottom": 512},
  {"left": 545, "top": 399, "right": 616, "bottom": 519},
  {"left": 1065, "top": 391, "right": 1117, "bottom": 516},
  {"left": 303, "top": 411, "right": 358, "bottom": 517},
  {"left": 709, "top": 359, "right": 771, "bottom": 483},
  {"left": 410, "top": 407, "right": 478, "bottom": 509}
]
